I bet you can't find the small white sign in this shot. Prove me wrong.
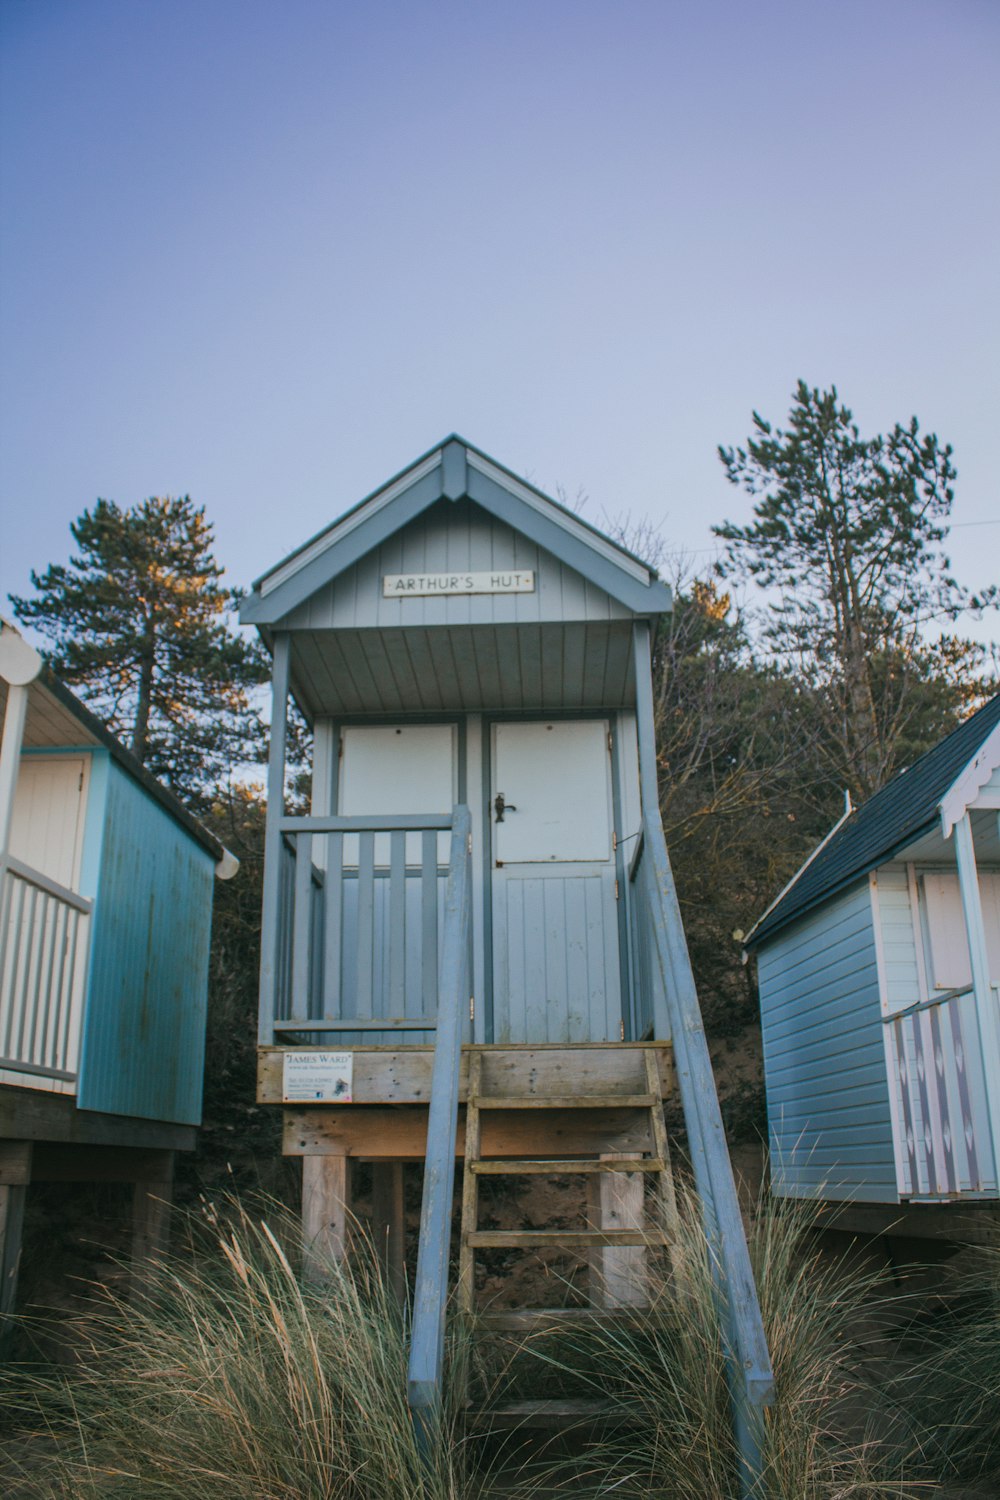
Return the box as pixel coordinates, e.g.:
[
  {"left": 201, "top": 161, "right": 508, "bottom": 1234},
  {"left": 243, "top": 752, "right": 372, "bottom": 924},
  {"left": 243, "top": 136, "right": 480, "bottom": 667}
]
[
  {"left": 383, "top": 570, "right": 535, "bottom": 598},
  {"left": 282, "top": 1051, "right": 353, "bottom": 1103}
]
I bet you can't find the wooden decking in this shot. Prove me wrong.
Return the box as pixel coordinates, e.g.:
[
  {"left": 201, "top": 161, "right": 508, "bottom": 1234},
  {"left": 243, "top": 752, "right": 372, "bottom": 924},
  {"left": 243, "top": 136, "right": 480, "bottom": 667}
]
[
  {"left": 258, "top": 1041, "right": 674, "bottom": 1106},
  {"left": 259, "top": 1042, "right": 674, "bottom": 1160}
]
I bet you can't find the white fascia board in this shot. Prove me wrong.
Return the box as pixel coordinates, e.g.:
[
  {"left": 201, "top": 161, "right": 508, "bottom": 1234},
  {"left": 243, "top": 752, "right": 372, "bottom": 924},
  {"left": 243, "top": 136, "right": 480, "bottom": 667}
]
[
  {"left": 257, "top": 451, "right": 443, "bottom": 598},
  {"left": 939, "top": 720, "right": 1000, "bottom": 838},
  {"left": 466, "top": 452, "right": 652, "bottom": 586},
  {"left": 742, "top": 792, "right": 854, "bottom": 951}
]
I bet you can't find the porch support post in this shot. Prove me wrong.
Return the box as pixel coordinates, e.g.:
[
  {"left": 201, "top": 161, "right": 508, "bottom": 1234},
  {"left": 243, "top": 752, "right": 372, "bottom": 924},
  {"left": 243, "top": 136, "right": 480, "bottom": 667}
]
[
  {"left": 632, "top": 620, "right": 670, "bottom": 1040},
  {"left": 632, "top": 621, "right": 659, "bottom": 818},
  {"left": 0, "top": 685, "right": 28, "bottom": 859},
  {"left": 259, "top": 632, "right": 291, "bottom": 1044},
  {"left": 0, "top": 618, "right": 43, "bottom": 856},
  {"left": 953, "top": 812, "right": 1000, "bottom": 1175}
]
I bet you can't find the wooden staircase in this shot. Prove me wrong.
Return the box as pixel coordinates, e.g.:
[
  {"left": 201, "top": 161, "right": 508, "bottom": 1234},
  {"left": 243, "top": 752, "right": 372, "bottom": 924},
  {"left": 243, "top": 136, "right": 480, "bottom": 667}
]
[{"left": 457, "top": 1046, "right": 677, "bottom": 1431}]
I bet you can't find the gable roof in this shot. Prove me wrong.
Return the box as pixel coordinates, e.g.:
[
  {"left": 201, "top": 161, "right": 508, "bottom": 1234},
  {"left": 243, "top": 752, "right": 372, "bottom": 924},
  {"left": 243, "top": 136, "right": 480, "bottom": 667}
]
[
  {"left": 745, "top": 691, "right": 1000, "bottom": 951},
  {"left": 240, "top": 435, "right": 672, "bottom": 625},
  {"left": 1, "top": 619, "right": 227, "bottom": 867}
]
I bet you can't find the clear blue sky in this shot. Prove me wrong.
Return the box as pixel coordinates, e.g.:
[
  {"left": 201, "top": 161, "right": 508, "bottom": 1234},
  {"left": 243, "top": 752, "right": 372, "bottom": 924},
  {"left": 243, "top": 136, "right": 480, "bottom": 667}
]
[{"left": 2, "top": 0, "right": 998, "bottom": 641}]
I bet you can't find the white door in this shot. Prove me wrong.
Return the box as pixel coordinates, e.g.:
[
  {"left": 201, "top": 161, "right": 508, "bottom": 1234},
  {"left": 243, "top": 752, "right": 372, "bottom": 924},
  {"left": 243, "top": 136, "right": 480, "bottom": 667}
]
[
  {"left": 339, "top": 724, "right": 456, "bottom": 862},
  {"left": 9, "top": 756, "right": 89, "bottom": 891},
  {"left": 490, "top": 720, "right": 622, "bottom": 1043}
]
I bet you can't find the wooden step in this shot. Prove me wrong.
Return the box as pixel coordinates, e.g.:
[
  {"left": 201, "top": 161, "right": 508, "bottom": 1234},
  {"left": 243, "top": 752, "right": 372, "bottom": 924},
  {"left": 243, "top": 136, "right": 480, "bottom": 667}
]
[
  {"left": 471, "top": 1156, "right": 666, "bottom": 1175},
  {"left": 474, "top": 1094, "right": 656, "bottom": 1110},
  {"left": 467, "top": 1228, "right": 670, "bottom": 1248},
  {"left": 478, "top": 1307, "right": 648, "bottom": 1333},
  {"left": 465, "top": 1397, "right": 639, "bottom": 1429}
]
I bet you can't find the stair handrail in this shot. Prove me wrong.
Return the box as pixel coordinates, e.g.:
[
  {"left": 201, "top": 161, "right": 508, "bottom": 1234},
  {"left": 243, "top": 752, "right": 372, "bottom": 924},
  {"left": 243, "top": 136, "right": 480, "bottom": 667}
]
[
  {"left": 641, "top": 808, "right": 774, "bottom": 1491},
  {"left": 407, "top": 802, "right": 472, "bottom": 1446}
]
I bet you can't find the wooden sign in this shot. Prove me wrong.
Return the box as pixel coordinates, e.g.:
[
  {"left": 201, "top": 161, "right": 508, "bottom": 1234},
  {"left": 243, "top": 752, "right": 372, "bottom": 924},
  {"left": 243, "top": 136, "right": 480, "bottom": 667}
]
[
  {"left": 383, "top": 570, "right": 535, "bottom": 597},
  {"left": 282, "top": 1050, "right": 353, "bottom": 1103}
]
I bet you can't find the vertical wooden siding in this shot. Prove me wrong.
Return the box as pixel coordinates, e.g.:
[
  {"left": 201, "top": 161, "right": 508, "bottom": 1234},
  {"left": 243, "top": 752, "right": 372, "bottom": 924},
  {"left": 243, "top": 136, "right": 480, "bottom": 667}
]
[
  {"left": 491, "top": 870, "right": 621, "bottom": 1044},
  {"left": 76, "top": 762, "right": 214, "bottom": 1124},
  {"left": 281, "top": 498, "right": 632, "bottom": 631},
  {"left": 758, "top": 881, "right": 898, "bottom": 1202}
]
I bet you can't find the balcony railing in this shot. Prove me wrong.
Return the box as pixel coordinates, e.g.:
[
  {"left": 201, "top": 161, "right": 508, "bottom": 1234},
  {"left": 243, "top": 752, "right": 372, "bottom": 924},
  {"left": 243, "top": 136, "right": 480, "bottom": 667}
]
[
  {"left": 264, "top": 813, "right": 457, "bottom": 1043},
  {"left": 885, "top": 983, "right": 999, "bottom": 1196},
  {"left": 0, "top": 854, "right": 91, "bottom": 1083}
]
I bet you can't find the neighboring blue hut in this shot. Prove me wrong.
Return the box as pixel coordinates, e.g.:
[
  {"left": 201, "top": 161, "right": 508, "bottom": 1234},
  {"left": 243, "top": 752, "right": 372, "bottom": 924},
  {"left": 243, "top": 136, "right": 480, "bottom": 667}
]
[
  {"left": 745, "top": 693, "right": 1000, "bottom": 1232},
  {"left": 0, "top": 619, "right": 237, "bottom": 1317}
]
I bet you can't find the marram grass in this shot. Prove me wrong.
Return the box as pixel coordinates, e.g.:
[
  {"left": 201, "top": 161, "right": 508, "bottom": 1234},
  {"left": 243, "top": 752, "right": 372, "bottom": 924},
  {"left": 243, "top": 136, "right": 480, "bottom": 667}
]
[
  {"left": 900, "top": 1241, "right": 1000, "bottom": 1484},
  {"left": 3, "top": 1196, "right": 469, "bottom": 1500},
  {"left": 0, "top": 1182, "right": 967, "bottom": 1498},
  {"left": 494, "top": 1180, "right": 919, "bottom": 1499}
]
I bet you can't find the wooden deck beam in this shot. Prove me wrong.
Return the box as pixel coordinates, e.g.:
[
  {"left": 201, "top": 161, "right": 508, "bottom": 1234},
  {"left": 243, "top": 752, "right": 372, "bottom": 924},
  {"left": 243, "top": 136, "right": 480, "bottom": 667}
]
[
  {"left": 0, "top": 1085, "right": 196, "bottom": 1152},
  {"left": 259, "top": 1042, "right": 673, "bottom": 1109},
  {"left": 285, "top": 1105, "right": 654, "bottom": 1160}
]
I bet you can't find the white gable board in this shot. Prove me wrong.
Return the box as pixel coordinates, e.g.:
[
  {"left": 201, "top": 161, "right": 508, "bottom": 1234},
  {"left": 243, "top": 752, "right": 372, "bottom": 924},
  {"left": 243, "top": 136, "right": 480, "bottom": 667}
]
[{"left": 241, "top": 437, "right": 671, "bottom": 628}]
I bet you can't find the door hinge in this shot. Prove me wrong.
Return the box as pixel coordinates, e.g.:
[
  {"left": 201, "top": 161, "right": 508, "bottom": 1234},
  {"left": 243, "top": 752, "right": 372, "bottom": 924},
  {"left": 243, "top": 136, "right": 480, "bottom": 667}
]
[
  {"left": 614, "top": 879, "right": 620, "bottom": 900},
  {"left": 608, "top": 730, "right": 613, "bottom": 754},
  {"left": 620, "top": 1019, "right": 625, "bottom": 1041},
  {"left": 470, "top": 995, "right": 475, "bottom": 1022},
  {"left": 468, "top": 832, "right": 473, "bottom": 855},
  {"left": 612, "top": 830, "right": 618, "bottom": 852}
]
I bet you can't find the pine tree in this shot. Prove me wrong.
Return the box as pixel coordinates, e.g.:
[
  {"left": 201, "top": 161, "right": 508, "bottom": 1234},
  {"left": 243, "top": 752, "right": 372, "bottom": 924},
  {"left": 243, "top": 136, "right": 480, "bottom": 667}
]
[
  {"left": 714, "top": 381, "right": 997, "bottom": 798},
  {"left": 10, "top": 496, "right": 267, "bottom": 808}
]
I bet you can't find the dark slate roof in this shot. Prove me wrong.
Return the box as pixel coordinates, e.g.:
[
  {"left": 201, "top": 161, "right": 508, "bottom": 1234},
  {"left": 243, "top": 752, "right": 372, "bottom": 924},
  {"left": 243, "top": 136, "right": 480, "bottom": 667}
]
[{"left": 746, "top": 691, "right": 1000, "bottom": 951}]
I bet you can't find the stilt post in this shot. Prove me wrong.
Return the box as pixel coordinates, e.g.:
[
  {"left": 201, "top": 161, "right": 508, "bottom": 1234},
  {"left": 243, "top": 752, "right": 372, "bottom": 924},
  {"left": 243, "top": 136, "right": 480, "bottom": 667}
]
[
  {"left": 302, "top": 1152, "right": 351, "bottom": 1282},
  {"left": 372, "top": 1160, "right": 406, "bottom": 1306},
  {"left": 0, "top": 1142, "right": 32, "bottom": 1341}
]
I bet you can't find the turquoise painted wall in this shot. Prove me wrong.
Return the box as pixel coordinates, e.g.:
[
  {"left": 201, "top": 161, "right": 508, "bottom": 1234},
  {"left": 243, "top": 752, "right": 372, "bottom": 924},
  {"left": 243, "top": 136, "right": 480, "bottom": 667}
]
[
  {"left": 76, "top": 760, "right": 214, "bottom": 1124},
  {"left": 758, "top": 879, "right": 899, "bottom": 1203}
]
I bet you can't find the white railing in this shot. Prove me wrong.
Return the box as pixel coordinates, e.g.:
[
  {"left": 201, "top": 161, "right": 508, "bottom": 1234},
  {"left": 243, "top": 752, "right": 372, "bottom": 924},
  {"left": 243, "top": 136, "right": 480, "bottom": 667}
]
[
  {"left": 0, "top": 855, "right": 91, "bottom": 1083},
  {"left": 886, "top": 984, "right": 999, "bottom": 1196}
]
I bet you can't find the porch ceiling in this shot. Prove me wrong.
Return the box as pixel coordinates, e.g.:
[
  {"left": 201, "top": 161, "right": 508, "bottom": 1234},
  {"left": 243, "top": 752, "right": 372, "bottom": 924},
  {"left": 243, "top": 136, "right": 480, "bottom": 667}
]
[
  {"left": 0, "top": 678, "right": 101, "bottom": 749},
  {"left": 898, "top": 807, "right": 1000, "bottom": 866},
  {"left": 286, "top": 620, "right": 638, "bottom": 718}
]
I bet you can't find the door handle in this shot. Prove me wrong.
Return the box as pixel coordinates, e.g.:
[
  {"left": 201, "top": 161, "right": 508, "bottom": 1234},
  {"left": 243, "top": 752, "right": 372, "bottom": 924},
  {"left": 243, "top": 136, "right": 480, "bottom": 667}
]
[{"left": 494, "top": 792, "right": 517, "bottom": 823}]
